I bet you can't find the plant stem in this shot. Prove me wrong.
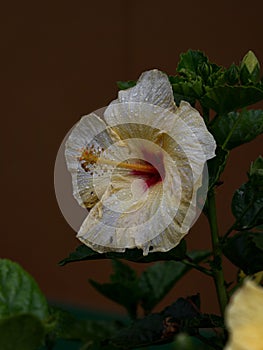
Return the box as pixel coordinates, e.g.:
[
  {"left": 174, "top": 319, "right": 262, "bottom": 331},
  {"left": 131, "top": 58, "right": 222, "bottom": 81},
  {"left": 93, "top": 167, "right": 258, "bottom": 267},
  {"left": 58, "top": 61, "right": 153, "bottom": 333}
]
[
  {"left": 182, "top": 259, "right": 213, "bottom": 276},
  {"left": 207, "top": 189, "right": 228, "bottom": 316}
]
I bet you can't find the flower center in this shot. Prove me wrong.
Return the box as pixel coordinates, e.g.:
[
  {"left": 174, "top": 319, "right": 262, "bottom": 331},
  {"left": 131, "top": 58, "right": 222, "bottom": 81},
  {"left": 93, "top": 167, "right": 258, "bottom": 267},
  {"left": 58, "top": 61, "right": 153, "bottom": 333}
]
[
  {"left": 79, "top": 147, "right": 165, "bottom": 188},
  {"left": 131, "top": 162, "right": 162, "bottom": 188}
]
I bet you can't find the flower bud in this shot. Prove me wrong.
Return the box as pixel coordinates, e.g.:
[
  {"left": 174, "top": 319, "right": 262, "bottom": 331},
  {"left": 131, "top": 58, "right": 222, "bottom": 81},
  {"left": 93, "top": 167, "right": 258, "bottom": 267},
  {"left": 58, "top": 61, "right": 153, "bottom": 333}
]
[
  {"left": 225, "top": 64, "right": 239, "bottom": 85},
  {"left": 240, "top": 50, "right": 260, "bottom": 84},
  {"left": 197, "top": 62, "right": 212, "bottom": 81}
]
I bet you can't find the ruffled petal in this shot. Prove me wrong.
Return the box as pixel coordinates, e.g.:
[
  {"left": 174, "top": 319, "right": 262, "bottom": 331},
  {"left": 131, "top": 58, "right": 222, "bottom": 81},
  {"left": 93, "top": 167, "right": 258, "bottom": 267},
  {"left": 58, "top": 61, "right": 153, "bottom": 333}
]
[
  {"left": 105, "top": 101, "right": 215, "bottom": 184},
  {"left": 175, "top": 100, "right": 216, "bottom": 160},
  {"left": 225, "top": 280, "right": 263, "bottom": 350},
  {"left": 77, "top": 139, "right": 168, "bottom": 253},
  {"left": 65, "top": 113, "right": 119, "bottom": 208},
  {"left": 116, "top": 69, "right": 175, "bottom": 110},
  {"left": 76, "top": 135, "right": 201, "bottom": 255}
]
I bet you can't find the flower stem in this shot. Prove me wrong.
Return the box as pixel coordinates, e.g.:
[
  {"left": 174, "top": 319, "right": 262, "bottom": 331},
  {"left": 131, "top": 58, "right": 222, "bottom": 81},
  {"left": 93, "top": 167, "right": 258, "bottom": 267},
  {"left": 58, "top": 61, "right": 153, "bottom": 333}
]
[{"left": 207, "top": 189, "right": 228, "bottom": 316}]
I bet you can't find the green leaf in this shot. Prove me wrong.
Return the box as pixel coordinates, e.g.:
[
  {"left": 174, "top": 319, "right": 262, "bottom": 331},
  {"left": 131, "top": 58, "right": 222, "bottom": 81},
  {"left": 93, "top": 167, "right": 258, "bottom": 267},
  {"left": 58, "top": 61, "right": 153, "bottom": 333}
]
[
  {"left": 117, "top": 80, "right": 136, "bottom": 90},
  {"left": 0, "top": 259, "right": 49, "bottom": 320},
  {"left": 90, "top": 260, "right": 140, "bottom": 318},
  {"left": 201, "top": 85, "right": 263, "bottom": 114},
  {"left": 88, "top": 250, "right": 210, "bottom": 318},
  {"left": 49, "top": 307, "right": 118, "bottom": 343},
  {"left": 176, "top": 50, "right": 224, "bottom": 88},
  {"left": 139, "top": 250, "right": 211, "bottom": 313},
  {"left": 59, "top": 240, "right": 187, "bottom": 266},
  {"left": 111, "top": 313, "right": 164, "bottom": 348},
  {"left": 207, "top": 147, "right": 229, "bottom": 189},
  {"left": 110, "top": 296, "right": 222, "bottom": 349},
  {"left": 0, "top": 314, "right": 45, "bottom": 350},
  {"left": 139, "top": 261, "right": 185, "bottom": 314},
  {"left": 172, "top": 333, "right": 214, "bottom": 350},
  {"left": 232, "top": 164, "right": 263, "bottom": 230},
  {"left": 211, "top": 109, "right": 263, "bottom": 150},
  {"left": 172, "top": 78, "right": 203, "bottom": 98},
  {"left": 222, "top": 231, "right": 263, "bottom": 274},
  {"left": 173, "top": 92, "right": 196, "bottom": 106},
  {"left": 249, "top": 156, "right": 263, "bottom": 186},
  {"left": 177, "top": 50, "right": 209, "bottom": 77},
  {"left": 110, "top": 260, "right": 137, "bottom": 284}
]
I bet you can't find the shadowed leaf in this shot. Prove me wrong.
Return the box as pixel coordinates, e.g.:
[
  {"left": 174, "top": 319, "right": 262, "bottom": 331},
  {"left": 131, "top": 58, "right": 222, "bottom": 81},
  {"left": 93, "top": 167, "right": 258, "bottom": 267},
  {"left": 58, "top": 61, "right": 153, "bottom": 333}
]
[
  {"left": 89, "top": 260, "right": 140, "bottom": 318},
  {"left": 110, "top": 296, "right": 223, "bottom": 349},
  {"left": 117, "top": 81, "right": 136, "bottom": 90},
  {"left": 139, "top": 250, "right": 211, "bottom": 313},
  {"left": 201, "top": 86, "right": 263, "bottom": 114},
  {"left": 207, "top": 147, "right": 229, "bottom": 189},
  {"left": 0, "top": 314, "right": 45, "bottom": 350},
  {"left": 211, "top": 109, "right": 263, "bottom": 150},
  {"left": 0, "top": 259, "right": 48, "bottom": 320},
  {"left": 223, "top": 231, "right": 263, "bottom": 274},
  {"left": 232, "top": 157, "right": 263, "bottom": 230},
  {"left": 59, "top": 240, "right": 187, "bottom": 266}
]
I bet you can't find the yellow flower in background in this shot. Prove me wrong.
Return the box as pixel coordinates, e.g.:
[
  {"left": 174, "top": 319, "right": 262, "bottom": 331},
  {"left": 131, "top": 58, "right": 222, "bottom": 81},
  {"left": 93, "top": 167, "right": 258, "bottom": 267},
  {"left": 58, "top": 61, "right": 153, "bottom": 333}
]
[
  {"left": 65, "top": 69, "right": 216, "bottom": 255},
  {"left": 225, "top": 279, "right": 263, "bottom": 350}
]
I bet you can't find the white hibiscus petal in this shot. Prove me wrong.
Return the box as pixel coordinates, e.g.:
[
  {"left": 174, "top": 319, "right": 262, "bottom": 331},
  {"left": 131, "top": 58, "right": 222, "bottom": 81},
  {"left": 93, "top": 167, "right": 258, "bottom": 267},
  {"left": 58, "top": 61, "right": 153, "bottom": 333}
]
[
  {"left": 64, "top": 69, "right": 216, "bottom": 255},
  {"left": 65, "top": 113, "right": 116, "bottom": 207},
  {"left": 116, "top": 69, "right": 175, "bottom": 110},
  {"left": 176, "top": 101, "right": 216, "bottom": 160}
]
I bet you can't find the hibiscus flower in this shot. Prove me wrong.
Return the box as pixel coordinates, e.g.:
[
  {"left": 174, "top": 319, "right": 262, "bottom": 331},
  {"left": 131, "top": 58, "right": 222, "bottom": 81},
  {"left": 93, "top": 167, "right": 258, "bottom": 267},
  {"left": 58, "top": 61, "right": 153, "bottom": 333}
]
[
  {"left": 224, "top": 279, "right": 263, "bottom": 350},
  {"left": 65, "top": 69, "right": 216, "bottom": 255}
]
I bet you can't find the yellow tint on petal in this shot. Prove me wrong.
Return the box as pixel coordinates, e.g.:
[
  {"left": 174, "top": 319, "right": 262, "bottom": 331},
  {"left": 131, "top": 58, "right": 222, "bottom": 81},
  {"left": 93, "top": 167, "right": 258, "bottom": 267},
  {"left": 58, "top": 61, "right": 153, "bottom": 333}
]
[{"left": 225, "top": 280, "right": 263, "bottom": 350}]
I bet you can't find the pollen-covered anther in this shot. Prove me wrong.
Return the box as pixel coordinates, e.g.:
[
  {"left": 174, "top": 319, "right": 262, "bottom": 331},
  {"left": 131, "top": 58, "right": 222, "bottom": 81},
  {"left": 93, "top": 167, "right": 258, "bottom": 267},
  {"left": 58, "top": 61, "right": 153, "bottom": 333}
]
[{"left": 78, "top": 145, "right": 102, "bottom": 172}]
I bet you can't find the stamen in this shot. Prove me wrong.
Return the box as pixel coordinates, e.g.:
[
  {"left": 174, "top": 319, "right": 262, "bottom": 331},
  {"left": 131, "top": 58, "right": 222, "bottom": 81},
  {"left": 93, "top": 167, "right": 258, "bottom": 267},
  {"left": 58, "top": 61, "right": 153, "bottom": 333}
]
[{"left": 79, "top": 147, "right": 157, "bottom": 173}]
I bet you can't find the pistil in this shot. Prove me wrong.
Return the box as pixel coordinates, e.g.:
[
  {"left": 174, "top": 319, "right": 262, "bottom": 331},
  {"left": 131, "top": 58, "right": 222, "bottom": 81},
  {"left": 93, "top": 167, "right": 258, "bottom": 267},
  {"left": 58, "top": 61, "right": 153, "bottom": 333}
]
[{"left": 79, "top": 148, "right": 158, "bottom": 174}]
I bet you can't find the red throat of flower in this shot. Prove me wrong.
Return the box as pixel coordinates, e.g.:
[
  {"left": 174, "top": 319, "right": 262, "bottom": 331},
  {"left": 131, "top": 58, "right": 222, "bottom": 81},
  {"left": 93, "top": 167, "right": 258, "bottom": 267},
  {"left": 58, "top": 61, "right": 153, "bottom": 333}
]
[{"left": 131, "top": 150, "right": 165, "bottom": 188}]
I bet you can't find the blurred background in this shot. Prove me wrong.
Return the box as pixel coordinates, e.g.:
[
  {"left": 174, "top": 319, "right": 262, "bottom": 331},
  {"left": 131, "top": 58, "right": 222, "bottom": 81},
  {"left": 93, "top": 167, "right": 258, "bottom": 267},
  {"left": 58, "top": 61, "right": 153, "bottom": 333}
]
[{"left": 1, "top": 0, "right": 262, "bottom": 316}]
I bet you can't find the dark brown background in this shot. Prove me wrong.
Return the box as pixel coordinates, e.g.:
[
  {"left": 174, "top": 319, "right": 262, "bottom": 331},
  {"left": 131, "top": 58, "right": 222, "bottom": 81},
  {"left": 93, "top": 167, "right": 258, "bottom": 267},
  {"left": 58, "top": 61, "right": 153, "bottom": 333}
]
[{"left": 1, "top": 0, "right": 262, "bottom": 315}]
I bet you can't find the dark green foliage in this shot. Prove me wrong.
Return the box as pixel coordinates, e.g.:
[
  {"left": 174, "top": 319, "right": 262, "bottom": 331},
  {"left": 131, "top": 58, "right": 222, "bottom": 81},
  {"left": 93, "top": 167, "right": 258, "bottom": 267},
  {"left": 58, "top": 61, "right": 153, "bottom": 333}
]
[
  {"left": 171, "top": 78, "right": 203, "bottom": 106},
  {"left": 177, "top": 50, "right": 210, "bottom": 78},
  {"left": 224, "top": 64, "right": 240, "bottom": 85},
  {"left": 139, "top": 251, "right": 211, "bottom": 313},
  {"left": 48, "top": 307, "right": 119, "bottom": 346},
  {"left": 222, "top": 231, "right": 263, "bottom": 274},
  {"left": 223, "top": 158, "right": 263, "bottom": 274},
  {"left": 207, "top": 147, "right": 229, "bottom": 189},
  {"left": 109, "top": 295, "right": 223, "bottom": 349},
  {"left": 200, "top": 86, "right": 263, "bottom": 114},
  {"left": 0, "top": 259, "right": 49, "bottom": 350},
  {"left": 89, "top": 251, "right": 210, "bottom": 317},
  {"left": 0, "top": 259, "right": 49, "bottom": 320},
  {"left": 231, "top": 157, "right": 263, "bottom": 230},
  {"left": 117, "top": 80, "right": 137, "bottom": 90},
  {"left": 90, "top": 260, "right": 140, "bottom": 319},
  {"left": 0, "top": 314, "right": 45, "bottom": 350},
  {"left": 59, "top": 240, "right": 187, "bottom": 266},
  {"left": 211, "top": 109, "right": 263, "bottom": 150}
]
